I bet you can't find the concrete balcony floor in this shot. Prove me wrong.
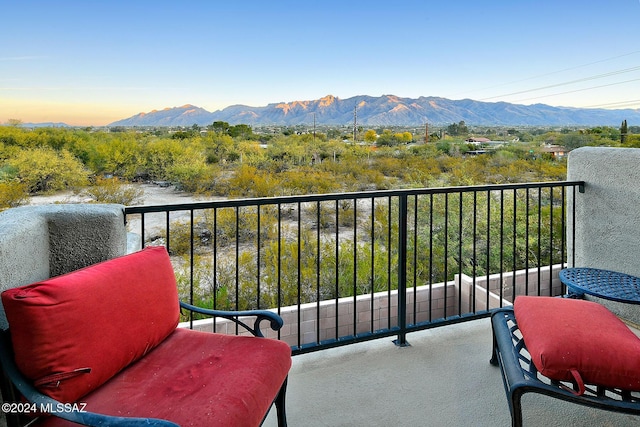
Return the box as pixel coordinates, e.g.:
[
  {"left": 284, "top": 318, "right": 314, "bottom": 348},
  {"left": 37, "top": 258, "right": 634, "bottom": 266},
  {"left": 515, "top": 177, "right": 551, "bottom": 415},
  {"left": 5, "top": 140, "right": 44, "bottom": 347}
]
[{"left": 264, "top": 318, "right": 640, "bottom": 427}]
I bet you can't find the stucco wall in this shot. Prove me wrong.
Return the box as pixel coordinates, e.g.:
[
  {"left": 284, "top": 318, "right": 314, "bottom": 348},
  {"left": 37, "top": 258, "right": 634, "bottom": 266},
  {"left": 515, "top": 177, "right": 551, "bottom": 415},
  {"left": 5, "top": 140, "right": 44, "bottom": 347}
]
[
  {"left": 567, "top": 147, "right": 640, "bottom": 275},
  {"left": 0, "top": 204, "right": 127, "bottom": 329},
  {"left": 567, "top": 146, "right": 640, "bottom": 325}
]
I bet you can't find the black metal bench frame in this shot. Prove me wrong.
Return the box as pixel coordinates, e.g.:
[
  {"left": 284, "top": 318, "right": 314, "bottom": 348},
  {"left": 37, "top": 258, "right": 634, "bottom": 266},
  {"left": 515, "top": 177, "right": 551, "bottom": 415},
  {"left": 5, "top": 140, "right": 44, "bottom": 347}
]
[{"left": 490, "top": 307, "right": 640, "bottom": 427}]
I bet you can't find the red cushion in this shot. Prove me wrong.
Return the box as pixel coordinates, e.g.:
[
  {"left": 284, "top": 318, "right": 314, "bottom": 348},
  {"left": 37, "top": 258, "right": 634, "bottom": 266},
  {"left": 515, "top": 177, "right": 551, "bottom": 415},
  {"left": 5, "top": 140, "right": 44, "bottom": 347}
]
[
  {"left": 514, "top": 296, "right": 640, "bottom": 392},
  {"left": 1, "top": 246, "right": 179, "bottom": 402},
  {"left": 35, "top": 328, "right": 292, "bottom": 427}
]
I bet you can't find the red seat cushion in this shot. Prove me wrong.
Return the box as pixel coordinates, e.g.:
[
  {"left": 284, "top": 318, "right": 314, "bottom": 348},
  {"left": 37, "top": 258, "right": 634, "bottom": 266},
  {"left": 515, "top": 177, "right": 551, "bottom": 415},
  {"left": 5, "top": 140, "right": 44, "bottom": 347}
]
[
  {"left": 514, "top": 296, "right": 640, "bottom": 393},
  {"left": 34, "top": 328, "right": 292, "bottom": 427},
  {"left": 1, "top": 246, "right": 179, "bottom": 402}
]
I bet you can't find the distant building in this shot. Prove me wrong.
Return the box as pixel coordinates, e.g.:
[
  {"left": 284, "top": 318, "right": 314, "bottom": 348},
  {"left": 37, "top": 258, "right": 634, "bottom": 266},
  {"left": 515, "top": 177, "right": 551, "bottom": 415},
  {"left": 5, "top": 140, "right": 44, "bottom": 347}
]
[
  {"left": 465, "top": 137, "right": 491, "bottom": 144},
  {"left": 542, "top": 145, "right": 568, "bottom": 159}
]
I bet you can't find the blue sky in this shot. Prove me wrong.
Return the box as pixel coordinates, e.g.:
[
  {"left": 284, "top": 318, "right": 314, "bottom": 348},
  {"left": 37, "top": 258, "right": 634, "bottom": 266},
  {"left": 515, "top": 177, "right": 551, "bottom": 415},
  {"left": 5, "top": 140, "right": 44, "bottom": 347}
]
[{"left": 2, "top": 0, "right": 640, "bottom": 126}]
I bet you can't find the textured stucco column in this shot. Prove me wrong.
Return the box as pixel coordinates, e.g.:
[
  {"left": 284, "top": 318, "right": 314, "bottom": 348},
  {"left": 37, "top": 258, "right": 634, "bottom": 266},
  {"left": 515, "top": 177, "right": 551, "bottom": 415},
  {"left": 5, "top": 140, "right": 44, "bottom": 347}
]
[
  {"left": 567, "top": 147, "right": 640, "bottom": 325},
  {"left": 43, "top": 204, "right": 127, "bottom": 277},
  {"left": 0, "top": 210, "right": 49, "bottom": 295},
  {"left": 0, "top": 204, "right": 127, "bottom": 328}
]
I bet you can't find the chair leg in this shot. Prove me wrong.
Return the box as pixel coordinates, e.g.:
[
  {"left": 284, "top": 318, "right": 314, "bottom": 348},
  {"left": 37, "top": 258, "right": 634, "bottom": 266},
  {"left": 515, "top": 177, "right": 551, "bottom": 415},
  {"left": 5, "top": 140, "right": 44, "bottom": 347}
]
[
  {"left": 275, "top": 376, "right": 288, "bottom": 427},
  {"left": 510, "top": 390, "right": 524, "bottom": 427},
  {"left": 489, "top": 320, "right": 499, "bottom": 366}
]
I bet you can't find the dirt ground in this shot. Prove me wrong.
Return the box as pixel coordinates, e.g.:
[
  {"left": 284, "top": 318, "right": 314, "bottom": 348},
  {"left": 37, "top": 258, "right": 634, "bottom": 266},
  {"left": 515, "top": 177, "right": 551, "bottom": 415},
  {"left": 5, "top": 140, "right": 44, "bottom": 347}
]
[
  {"left": 27, "top": 183, "right": 200, "bottom": 207},
  {"left": 27, "top": 183, "right": 212, "bottom": 237}
]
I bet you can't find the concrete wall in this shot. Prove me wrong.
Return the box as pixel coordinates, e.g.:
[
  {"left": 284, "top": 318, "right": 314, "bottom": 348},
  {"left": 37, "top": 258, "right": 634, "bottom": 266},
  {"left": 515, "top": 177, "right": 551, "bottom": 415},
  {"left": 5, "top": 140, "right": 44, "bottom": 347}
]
[
  {"left": 457, "top": 264, "right": 565, "bottom": 311},
  {"left": 0, "top": 204, "right": 127, "bottom": 329},
  {"left": 567, "top": 147, "right": 640, "bottom": 325},
  {"left": 181, "top": 281, "right": 460, "bottom": 347},
  {"left": 182, "top": 265, "right": 563, "bottom": 346}
]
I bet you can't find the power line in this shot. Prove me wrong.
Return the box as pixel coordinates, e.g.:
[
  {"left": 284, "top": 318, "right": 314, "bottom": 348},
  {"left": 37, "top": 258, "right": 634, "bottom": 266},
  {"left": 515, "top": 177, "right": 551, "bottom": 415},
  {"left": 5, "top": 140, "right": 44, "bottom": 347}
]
[
  {"left": 584, "top": 99, "right": 640, "bottom": 109},
  {"left": 509, "top": 77, "right": 640, "bottom": 104},
  {"left": 479, "top": 66, "right": 640, "bottom": 101},
  {"left": 459, "top": 50, "right": 640, "bottom": 97}
]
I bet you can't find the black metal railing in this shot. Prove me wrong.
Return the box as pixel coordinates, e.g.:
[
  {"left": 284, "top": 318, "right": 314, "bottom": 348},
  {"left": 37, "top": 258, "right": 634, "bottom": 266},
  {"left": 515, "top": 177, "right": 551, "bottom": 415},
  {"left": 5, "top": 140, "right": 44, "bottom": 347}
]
[{"left": 124, "top": 180, "right": 584, "bottom": 354}]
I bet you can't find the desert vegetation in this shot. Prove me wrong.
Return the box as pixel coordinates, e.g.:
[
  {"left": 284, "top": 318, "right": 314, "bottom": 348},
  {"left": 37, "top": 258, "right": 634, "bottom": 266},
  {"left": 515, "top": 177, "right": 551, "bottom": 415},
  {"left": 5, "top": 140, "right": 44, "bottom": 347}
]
[
  {"left": 3, "top": 121, "right": 631, "bottom": 207},
  {"left": 1, "top": 122, "right": 635, "bottom": 315}
]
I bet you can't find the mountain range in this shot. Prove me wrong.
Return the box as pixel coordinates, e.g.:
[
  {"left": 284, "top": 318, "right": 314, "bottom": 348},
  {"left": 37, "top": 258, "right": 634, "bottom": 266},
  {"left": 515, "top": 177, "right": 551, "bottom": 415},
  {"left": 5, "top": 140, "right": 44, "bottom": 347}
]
[{"left": 108, "top": 95, "right": 640, "bottom": 127}]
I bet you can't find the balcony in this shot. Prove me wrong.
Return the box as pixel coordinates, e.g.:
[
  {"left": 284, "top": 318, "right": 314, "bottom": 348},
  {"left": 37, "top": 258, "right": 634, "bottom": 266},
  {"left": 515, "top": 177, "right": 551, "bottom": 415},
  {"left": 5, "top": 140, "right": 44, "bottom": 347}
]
[
  {"left": 2, "top": 146, "right": 640, "bottom": 426},
  {"left": 262, "top": 318, "right": 640, "bottom": 426}
]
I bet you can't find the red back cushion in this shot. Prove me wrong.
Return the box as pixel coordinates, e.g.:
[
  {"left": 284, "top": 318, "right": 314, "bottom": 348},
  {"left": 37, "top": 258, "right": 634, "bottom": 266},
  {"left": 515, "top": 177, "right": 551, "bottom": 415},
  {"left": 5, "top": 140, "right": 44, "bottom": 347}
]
[
  {"left": 1, "top": 246, "right": 179, "bottom": 402},
  {"left": 514, "top": 296, "right": 640, "bottom": 393}
]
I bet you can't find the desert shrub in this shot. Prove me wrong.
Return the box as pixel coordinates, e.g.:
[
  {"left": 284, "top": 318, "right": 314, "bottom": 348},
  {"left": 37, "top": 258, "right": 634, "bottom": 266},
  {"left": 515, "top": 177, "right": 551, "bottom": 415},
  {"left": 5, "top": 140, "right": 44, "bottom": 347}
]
[
  {"left": 167, "top": 161, "right": 215, "bottom": 193},
  {"left": 174, "top": 254, "right": 235, "bottom": 321},
  {"left": 82, "top": 177, "right": 145, "bottom": 205},
  {"left": 303, "top": 201, "right": 336, "bottom": 231},
  {"left": 278, "top": 168, "right": 342, "bottom": 195},
  {"left": 0, "top": 181, "right": 28, "bottom": 210},
  {"left": 8, "top": 147, "right": 88, "bottom": 193},
  {"left": 166, "top": 220, "right": 200, "bottom": 256},
  {"left": 227, "top": 164, "right": 282, "bottom": 197}
]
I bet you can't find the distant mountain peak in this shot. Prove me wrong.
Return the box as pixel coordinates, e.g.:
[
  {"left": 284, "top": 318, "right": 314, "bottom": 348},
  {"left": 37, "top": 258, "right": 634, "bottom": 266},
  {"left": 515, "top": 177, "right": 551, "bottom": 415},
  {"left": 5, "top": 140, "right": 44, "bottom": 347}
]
[
  {"left": 318, "top": 95, "right": 336, "bottom": 107},
  {"left": 108, "top": 95, "right": 640, "bottom": 127},
  {"left": 391, "top": 104, "right": 410, "bottom": 112}
]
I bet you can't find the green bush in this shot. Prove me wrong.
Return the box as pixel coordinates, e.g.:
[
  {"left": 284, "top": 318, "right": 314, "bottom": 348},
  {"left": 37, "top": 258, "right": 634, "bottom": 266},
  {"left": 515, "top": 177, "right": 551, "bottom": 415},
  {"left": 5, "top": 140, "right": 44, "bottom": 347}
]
[
  {"left": 0, "top": 181, "right": 28, "bottom": 210},
  {"left": 82, "top": 177, "right": 145, "bottom": 205},
  {"left": 8, "top": 147, "right": 88, "bottom": 193}
]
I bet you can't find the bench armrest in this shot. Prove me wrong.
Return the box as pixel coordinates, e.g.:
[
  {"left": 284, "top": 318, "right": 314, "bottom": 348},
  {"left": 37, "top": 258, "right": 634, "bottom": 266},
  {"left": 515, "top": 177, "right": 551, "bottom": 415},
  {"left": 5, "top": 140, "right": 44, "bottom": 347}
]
[
  {"left": 179, "top": 301, "right": 284, "bottom": 338},
  {"left": 0, "top": 330, "right": 178, "bottom": 427}
]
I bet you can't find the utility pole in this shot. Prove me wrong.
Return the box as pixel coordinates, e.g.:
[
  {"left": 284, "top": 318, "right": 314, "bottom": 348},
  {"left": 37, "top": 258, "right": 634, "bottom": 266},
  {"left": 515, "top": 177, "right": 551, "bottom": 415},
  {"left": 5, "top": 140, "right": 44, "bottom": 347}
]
[
  {"left": 353, "top": 105, "right": 357, "bottom": 144},
  {"left": 425, "top": 122, "right": 429, "bottom": 143}
]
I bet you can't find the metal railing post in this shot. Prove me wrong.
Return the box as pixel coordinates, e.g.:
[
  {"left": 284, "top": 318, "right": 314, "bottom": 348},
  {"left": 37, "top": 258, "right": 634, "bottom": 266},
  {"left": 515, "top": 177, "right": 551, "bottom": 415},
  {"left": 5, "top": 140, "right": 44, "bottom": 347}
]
[{"left": 394, "top": 194, "right": 410, "bottom": 347}]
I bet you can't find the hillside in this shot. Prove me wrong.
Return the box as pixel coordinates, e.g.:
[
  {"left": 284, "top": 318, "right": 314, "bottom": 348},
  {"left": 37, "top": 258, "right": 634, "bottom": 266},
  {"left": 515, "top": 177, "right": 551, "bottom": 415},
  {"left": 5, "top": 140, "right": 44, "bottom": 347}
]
[{"left": 109, "top": 95, "right": 640, "bottom": 127}]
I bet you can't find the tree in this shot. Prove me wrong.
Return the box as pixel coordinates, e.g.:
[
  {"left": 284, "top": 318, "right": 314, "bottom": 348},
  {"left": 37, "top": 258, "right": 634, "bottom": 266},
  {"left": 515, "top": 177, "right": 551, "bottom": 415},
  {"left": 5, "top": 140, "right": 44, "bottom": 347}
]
[
  {"left": 171, "top": 130, "right": 192, "bottom": 140},
  {"left": 0, "top": 126, "right": 27, "bottom": 146},
  {"left": 625, "top": 134, "right": 640, "bottom": 148},
  {"left": 92, "top": 135, "right": 141, "bottom": 178},
  {"left": 5, "top": 119, "right": 22, "bottom": 127},
  {"left": 446, "top": 121, "right": 469, "bottom": 137},
  {"left": 556, "top": 132, "right": 594, "bottom": 150},
  {"left": 621, "top": 119, "right": 628, "bottom": 144},
  {"left": 399, "top": 131, "right": 413, "bottom": 143},
  {"left": 9, "top": 148, "right": 88, "bottom": 193},
  {"left": 209, "top": 121, "right": 230, "bottom": 135},
  {"left": 229, "top": 124, "right": 253, "bottom": 139},
  {"left": 376, "top": 129, "right": 401, "bottom": 146},
  {"left": 364, "top": 129, "right": 377, "bottom": 143},
  {"left": 143, "top": 139, "right": 186, "bottom": 180}
]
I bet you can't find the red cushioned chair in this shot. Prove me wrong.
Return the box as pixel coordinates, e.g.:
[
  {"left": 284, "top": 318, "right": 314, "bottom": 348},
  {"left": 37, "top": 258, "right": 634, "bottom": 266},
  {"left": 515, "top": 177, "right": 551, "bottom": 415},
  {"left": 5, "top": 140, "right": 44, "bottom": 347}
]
[{"left": 0, "top": 246, "right": 291, "bottom": 427}]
